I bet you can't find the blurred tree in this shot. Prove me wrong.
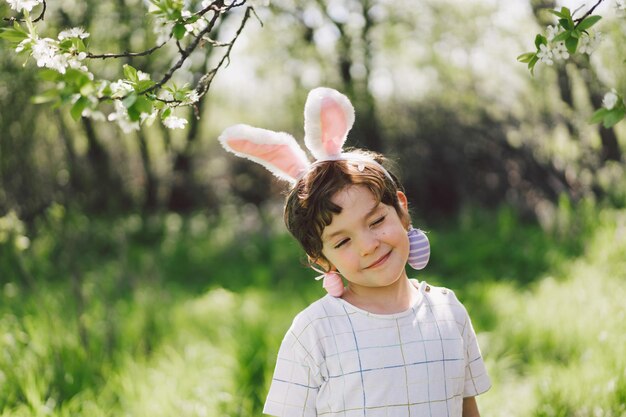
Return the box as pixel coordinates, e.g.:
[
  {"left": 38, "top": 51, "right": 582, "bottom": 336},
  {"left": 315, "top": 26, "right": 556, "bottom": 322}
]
[
  {"left": 1, "top": 0, "right": 624, "bottom": 224},
  {"left": 0, "top": 0, "right": 255, "bottom": 217},
  {"left": 269, "top": 0, "right": 383, "bottom": 152},
  {"left": 528, "top": 0, "right": 622, "bottom": 163}
]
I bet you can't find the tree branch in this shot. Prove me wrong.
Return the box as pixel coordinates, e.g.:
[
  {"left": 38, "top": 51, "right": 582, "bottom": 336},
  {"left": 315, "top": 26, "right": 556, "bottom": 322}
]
[
  {"left": 573, "top": 0, "right": 604, "bottom": 27},
  {"left": 195, "top": 6, "right": 256, "bottom": 99},
  {"left": 2, "top": 0, "right": 46, "bottom": 23},
  {"left": 142, "top": 1, "right": 231, "bottom": 95},
  {"left": 86, "top": 39, "right": 171, "bottom": 59}
]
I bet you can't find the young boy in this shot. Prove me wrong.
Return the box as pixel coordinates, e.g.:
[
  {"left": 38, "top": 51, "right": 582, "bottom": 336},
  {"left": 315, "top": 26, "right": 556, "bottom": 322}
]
[{"left": 218, "top": 87, "right": 491, "bottom": 417}]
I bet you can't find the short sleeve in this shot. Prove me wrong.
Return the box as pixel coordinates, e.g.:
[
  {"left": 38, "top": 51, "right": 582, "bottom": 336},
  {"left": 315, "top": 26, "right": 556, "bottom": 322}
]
[
  {"left": 460, "top": 303, "right": 491, "bottom": 397},
  {"left": 263, "top": 317, "right": 324, "bottom": 417}
]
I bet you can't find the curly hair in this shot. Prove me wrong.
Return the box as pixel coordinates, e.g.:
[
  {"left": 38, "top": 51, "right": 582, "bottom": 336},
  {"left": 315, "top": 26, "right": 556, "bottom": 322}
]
[{"left": 283, "top": 150, "right": 409, "bottom": 264}]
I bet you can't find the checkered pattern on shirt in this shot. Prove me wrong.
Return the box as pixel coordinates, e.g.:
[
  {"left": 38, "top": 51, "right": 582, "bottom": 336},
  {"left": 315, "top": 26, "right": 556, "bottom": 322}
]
[{"left": 263, "top": 281, "right": 491, "bottom": 417}]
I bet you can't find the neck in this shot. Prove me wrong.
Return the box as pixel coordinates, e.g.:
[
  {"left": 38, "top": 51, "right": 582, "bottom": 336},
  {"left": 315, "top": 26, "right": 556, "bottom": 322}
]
[{"left": 342, "top": 276, "right": 418, "bottom": 314}]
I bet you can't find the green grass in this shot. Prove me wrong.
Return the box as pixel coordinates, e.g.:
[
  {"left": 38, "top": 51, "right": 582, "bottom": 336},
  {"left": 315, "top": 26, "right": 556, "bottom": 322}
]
[{"left": 0, "top": 201, "right": 625, "bottom": 416}]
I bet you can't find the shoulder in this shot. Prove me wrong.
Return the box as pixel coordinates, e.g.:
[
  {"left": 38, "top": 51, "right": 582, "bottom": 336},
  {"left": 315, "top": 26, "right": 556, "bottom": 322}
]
[
  {"left": 289, "top": 295, "right": 344, "bottom": 333},
  {"left": 283, "top": 295, "right": 346, "bottom": 344},
  {"left": 419, "top": 281, "right": 469, "bottom": 322},
  {"left": 278, "top": 296, "right": 343, "bottom": 362},
  {"left": 419, "top": 281, "right": 460, "bottom": 302}
]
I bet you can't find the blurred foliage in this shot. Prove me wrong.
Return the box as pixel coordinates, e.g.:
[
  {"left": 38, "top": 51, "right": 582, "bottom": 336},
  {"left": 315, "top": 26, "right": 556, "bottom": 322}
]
[
  {"left": 1, "top": 1, "right": 626, "bottom": 415},
  {"left": 0, "top": 0, "right": 625, "bottom": 223},
  {"left": 1, "top": 201, "right": 625, "bottom": 416}
]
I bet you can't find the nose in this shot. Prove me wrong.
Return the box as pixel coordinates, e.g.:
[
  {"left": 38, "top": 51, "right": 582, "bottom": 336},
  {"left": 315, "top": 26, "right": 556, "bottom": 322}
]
[{"left": 358, "top": 231, "right": 379, "bottom": 257}]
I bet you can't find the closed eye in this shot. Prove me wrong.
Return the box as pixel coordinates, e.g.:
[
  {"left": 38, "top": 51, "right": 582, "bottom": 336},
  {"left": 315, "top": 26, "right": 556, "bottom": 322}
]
[
  {"left": 371, "top": 215, "right": 386, "bottom": 227},
  {"left": 334, "top": 238, "right": 350, "bottom": 249}
]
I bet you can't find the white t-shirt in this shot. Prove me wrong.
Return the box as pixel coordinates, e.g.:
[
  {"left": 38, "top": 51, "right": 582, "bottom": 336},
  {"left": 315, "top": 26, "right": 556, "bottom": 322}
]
[{"left": 263, "top": 280, "right": 491, "bottom": 417}]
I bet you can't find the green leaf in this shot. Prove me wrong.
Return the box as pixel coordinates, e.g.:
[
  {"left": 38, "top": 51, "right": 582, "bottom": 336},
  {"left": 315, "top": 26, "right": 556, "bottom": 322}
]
[
  {"left": 553, "top": 31, "right": 570, "bottom": 42},
  {"left": 603, "top": 109, "right": 625, "bottom": 128},
  {"left": 59, "top": 39, "right": 73, "bottom": 49},
  {"left": 534, "top": 34, "right": 547, "bottom": 49},
  {"left": 0, "top": 28, "right": 29, "bottom": 43},
  {"left": 517, "top": 52, "right": 536, "bottom": 63},
  {"left": 173, "top": 23, "right": 186, "bottom": 40},
  {"left": 38, "top": 69, "right": 62, "bottom": 82},
  {"left": 122, "top": 93, "right": 138, "bottom": 108},
  {"left": 161, "top": 108, "right": 172, "bottom": 120},
  {"left": 31, "top": 89, "right": 60, "bottom": 104},
  {"left": 549, "top": 9, "right": 565, "bottom": 19},
  {"left": 577, "top": 15, "right": 601, "bottom": 31},
  {"left": 70, "top": 96, "right": 90, "bottom": 121},
  {"left": 77, "top": 39, "right": 88, "bottom": 53},
  {"left": 13, "top": 21, "right": 28, "bottom": 34},
  {"left": 123, "top": 64, "right": 139, "bottom": 83},
  {"left": 559, "top": 18, "right": 573, "bottom": 31},
  {"left": 126, "top": 106, "right": 141, "bottom": 122},
  {"left": 560, "top": 7, "right": 572, "bottom": 19},
  {"left": 590, "top": 108, "right": 609, "bottom": 124},
  {"left": 133, "top": 95, "right": 153, "bottom": 114},
  {"left": 65, "top": 69, "right": 91, "bottom": 88},
  {"left": 565, "top": 36, "right": 578, "bottom": 54},
  {"left": 184, "top": 15, "right": 199, "bottom": 24},
  {"left": 80, "top": 82, "right": 95, "bottom": 96},
  {"left": 528, "top": 56, "right": 539, "bottom": 76},
  {"left": 135, "top": 79, "right": 156, "bottom": 92}
]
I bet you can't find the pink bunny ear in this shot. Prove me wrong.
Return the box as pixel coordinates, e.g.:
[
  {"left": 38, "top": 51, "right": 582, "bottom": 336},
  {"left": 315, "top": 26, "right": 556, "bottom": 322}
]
[
  {"left": 304, "top": 87, "right": 355, "bottom": 160},
  {"left": 218, "top": 124, "right": 311, "bottom": 184}
]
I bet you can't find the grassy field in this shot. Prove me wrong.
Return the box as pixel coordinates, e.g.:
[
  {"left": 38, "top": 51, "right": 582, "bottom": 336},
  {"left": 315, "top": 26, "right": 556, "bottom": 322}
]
[{"left": 0, "top": 201, "right": 625, "bottom": 416}]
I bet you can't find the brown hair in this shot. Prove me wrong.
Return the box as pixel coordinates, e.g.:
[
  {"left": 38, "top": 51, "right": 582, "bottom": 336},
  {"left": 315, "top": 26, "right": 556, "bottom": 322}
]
[{"left": 284, "top": 150, "right": 409, "bottom": 264}]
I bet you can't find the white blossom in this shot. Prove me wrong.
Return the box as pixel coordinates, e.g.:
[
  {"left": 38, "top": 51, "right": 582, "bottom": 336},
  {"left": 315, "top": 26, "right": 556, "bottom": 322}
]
[
  {"left": 159, "top": 90, "right": 174, "bottom": 101},
  {"left": 185, "top": 90, "right": 200, "bottom": 104},
  {"left": 108, "top": 101, "right": 140, "bottom": 133},
  {"left": 546, "top": 25, "right": 559, "bottom": 42},
  {"left": 31, "top": 38, "right": 69, "bottom": 73},
  {"left": 81, "top": 108, "right": 106, "bottom": 121},
  {"left": 537, "top": 44, "right": 554, "bottom": 66},
  {"left": 163, "top": 115, "right": 188, "bottom": 129},
  {"left": 140, "top": 111, "right": 158, "bottom": 126},
  {"left": 58, "top": 27, "right": 90, "bottom": 40},
  {"left": 137, "top": 71, "right": 151, "bottom": 81},
  {"left": 602, "top": 89, "right": 619, "bottom": 110},
  {"left": 6, "top": 0, "right": 42, "bottom": 13},
  {"left": 15, "top": 35, "right": 35, "bottom": 53},
  {"left": 552, "top": 42, "right": 569, "bottom": 60},
  {"left": 617, "top": 0, "right": 626, "bottom": 11},
  {"left": 110, "top": 80, "right": 134, "bottom": 98},
  {"left": 64, "top": 50, "right": 89, "bottom": 73},
  {"left": 578, "top": 32, "right": 602, "bottom": 55},
  {"left": 153, "top": 17, "right": 173, "bottom": 45},
  {"left": 185, "top": 17, "right": 208, "bottom": 36}
]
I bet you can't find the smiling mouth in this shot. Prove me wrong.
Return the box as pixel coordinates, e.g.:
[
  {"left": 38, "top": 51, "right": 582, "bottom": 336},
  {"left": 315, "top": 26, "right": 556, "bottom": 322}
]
[{"left": 365, "top": 251, "right": 391, "bottom": 269}]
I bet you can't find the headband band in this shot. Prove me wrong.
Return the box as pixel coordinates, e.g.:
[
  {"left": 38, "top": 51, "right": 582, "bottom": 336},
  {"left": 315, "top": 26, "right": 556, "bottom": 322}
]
[{"left": 308, "top": 152, "right": 396, "bottom": 183}]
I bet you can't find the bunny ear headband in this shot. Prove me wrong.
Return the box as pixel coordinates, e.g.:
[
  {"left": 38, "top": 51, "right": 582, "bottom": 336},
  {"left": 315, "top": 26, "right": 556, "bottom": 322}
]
[
  {"left": 218, "top": 87, "right": 355, "bottom": 184},
  {"left": 218, "top": 87, "right": 430, "bottom": 296}
]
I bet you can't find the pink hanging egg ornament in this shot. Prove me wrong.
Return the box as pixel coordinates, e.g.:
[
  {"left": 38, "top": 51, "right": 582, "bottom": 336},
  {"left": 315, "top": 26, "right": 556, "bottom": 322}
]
[{"left": 322, "top": 272, "right": 345, "bottom": 297}]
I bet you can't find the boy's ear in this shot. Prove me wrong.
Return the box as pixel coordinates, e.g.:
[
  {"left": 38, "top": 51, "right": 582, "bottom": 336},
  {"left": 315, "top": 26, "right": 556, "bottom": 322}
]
[
  {"left": 308, "top": 255, "right": 334, "bottom": 273},
  {"left": 396, "top": 191, "right": 411, "bottom": 229},
  {"left": 396, "top": 191, "right": 408, "bottom": 211}
]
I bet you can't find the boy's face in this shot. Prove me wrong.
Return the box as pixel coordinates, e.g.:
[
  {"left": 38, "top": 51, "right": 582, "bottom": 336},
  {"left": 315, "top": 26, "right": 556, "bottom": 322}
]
[{"left": 320, "top": 185, "right": 410, "bottom": 291}]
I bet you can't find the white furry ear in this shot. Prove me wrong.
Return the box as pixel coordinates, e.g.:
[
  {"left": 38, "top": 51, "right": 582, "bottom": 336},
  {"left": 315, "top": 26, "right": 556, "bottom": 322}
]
[
  {"left": 304, "top": 87, "right": 355, "bottom": 160},
  {"left": 218, "top": 124, "right": 311, "bottom": 184}
]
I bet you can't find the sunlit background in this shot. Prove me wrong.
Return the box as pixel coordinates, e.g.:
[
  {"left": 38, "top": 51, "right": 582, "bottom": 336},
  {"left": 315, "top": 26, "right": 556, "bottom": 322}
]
[{"left": 1, "top": 0, "right": 625, "bottom": 416}]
